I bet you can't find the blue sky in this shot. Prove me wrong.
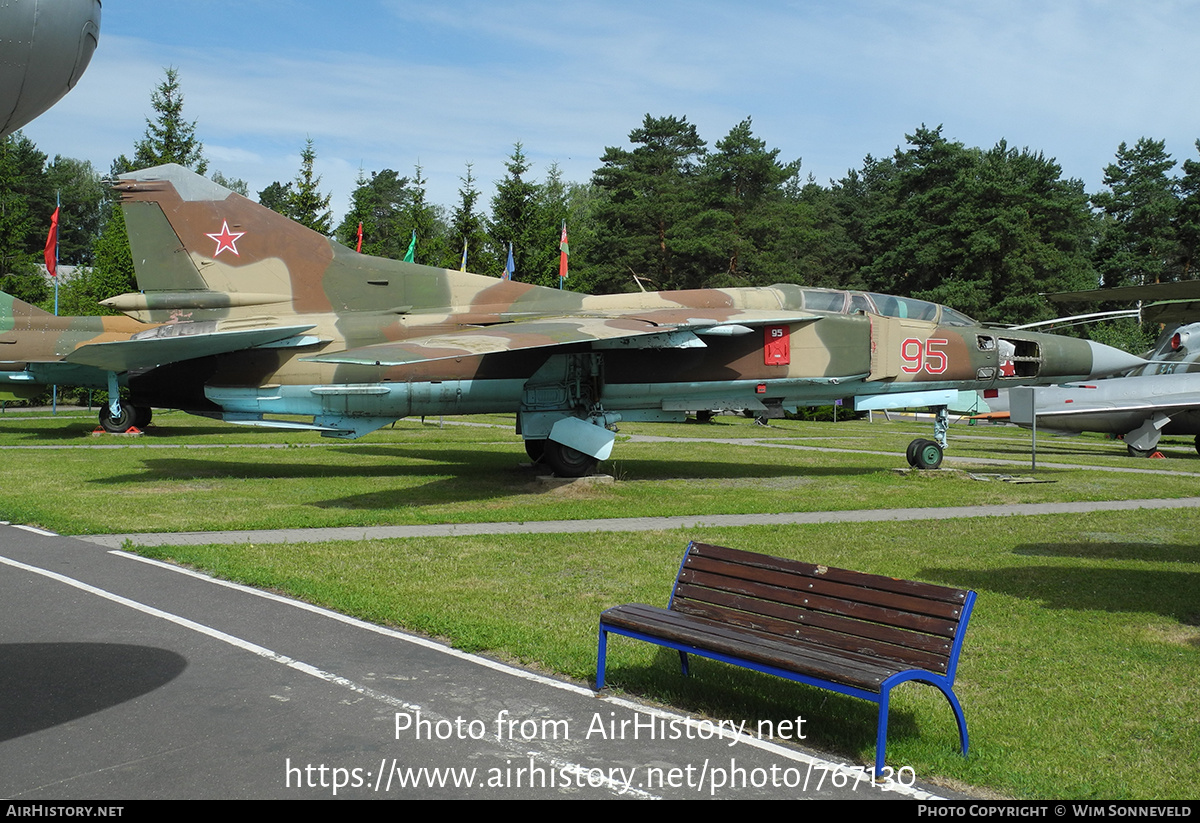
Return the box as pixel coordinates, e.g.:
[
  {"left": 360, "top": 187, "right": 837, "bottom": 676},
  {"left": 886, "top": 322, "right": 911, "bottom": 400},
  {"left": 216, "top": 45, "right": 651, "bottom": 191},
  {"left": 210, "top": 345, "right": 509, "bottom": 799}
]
[{"left": 21, "top": 1, "right": 1200, "bottom": 222}]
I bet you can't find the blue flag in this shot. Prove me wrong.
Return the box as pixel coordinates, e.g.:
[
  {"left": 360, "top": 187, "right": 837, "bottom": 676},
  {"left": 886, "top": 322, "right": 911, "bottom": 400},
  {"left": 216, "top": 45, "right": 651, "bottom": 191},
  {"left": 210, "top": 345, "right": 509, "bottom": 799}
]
[{"left": 502, "top": 242, "right": 514, "bottom": 281}]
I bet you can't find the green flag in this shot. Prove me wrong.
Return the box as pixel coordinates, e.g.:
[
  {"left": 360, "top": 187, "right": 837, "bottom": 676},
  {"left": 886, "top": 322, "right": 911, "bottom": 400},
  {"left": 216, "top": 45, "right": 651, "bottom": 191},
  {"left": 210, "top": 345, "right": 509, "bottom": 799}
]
[{"left": 403, "top": 230, "right": 416, "bottom": 263}]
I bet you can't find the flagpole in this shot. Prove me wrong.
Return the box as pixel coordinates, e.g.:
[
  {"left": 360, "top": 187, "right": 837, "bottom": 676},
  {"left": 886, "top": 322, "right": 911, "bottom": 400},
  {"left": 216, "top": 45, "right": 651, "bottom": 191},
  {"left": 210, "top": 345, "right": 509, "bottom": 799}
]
[
  {"left": 52, "top": 192, "right": 59, "bottom": 415},
  {"left": 558, "top": 220, "right": 568, "bottom": 290},
  {"left": 53, "top": 192, "right": 60, "bottom": 316}
]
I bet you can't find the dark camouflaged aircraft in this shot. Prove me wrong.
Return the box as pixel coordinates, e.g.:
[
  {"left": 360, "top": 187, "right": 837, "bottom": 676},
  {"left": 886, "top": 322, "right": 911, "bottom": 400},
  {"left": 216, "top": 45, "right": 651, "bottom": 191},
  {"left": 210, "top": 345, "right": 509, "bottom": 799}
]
[{"left": 1, "top": 164, "right": 1145, "bottom": 475}]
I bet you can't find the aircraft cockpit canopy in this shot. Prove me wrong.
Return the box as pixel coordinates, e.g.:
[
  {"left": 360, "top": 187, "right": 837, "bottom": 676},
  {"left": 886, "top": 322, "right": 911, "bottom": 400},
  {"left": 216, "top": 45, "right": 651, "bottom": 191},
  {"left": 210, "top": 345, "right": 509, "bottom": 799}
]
[{"left": 773, "top": 285, "right": 977, "bottom": 327}]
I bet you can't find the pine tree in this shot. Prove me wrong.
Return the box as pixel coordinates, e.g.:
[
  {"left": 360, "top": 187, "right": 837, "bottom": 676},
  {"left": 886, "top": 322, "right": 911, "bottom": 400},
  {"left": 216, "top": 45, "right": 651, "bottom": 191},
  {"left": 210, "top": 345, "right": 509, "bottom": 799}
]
[
  {"left": 858, "top": 126, "right": 1093, "bottom": 324},
  {"left": 488, "top": 144, "right": 545, "bottom": 280},
  {"left": 1092, "top": 138, "right": 1179, "bottom": 287},
  {"left": 132, "top": 67, "right": 207, "bottom": 173},
  {"left": 450, "top": 164, "right": 488, "bottom": 272},
  {"left": 285, "top": 139, "right": 332, "bottom": 234},
  {"left": 1176, "top": 141, "right": 1200, "bottom": 279},
  {"left": 405, "top": 164, "right": 448, "bottom": 266},
  {"left": 590, "top": 114, "right": 707, "bottom": 291},
  {"left": 210, "top": 171, "right": 248, "bottom": 196},
  {"left": 684, "top": 117, "right": 801, "bottom": 285},
  {"left": 336, "top": 168, "right": 420, "bottom": 259},
  {"left": 257, "top": 181, "right": 293, "bottom": 214}
]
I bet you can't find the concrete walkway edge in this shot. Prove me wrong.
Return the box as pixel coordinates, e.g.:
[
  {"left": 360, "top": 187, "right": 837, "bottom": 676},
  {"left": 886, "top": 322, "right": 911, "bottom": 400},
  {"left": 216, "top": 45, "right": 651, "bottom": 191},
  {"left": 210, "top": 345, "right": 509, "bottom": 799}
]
[{"left": 77, "top": 496, "right": 1200, "bottom": 548}]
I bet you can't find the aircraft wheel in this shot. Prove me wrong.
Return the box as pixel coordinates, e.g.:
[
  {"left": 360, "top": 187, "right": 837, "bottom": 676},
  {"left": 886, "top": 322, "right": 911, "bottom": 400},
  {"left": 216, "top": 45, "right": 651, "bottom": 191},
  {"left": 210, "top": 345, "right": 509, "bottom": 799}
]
[
  {"left": 132, "top": 406, "right": 152, "bottom": 428},
  {"left": 1127, "top": 445, "right": 1155, "bottom": 458},
  {"left": 911, "top": 439, "right": 943, "bottom": 470},
  {"left": 543, "top": 441, "right": 598, "bottom": 478},
  {"left": 906, "top": 438, "right": 928, "bottom": 466},
  {"left": 98, "top": 404, "right": 137, "bottom": 433},
  {"left": 1194, "top": 436, "right": 1200, "bottom": 456},
  {"left": 524, "top": 438, "right": 546, "bottom": 463}
]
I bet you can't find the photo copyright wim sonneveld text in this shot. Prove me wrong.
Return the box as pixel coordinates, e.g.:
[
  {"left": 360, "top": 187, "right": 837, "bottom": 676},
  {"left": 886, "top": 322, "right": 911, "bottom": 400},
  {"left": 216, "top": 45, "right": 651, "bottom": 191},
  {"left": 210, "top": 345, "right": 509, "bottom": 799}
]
[{"left": 283, "top": 709, "right": 917, "bottom": 795}]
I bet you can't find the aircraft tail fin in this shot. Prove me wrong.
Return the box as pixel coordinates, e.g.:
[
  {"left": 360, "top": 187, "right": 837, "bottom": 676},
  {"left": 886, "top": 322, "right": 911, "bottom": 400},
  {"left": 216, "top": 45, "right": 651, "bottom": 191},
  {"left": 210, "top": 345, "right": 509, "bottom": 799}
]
[
  {"left": 110, "top": 163, "right": 578, "bottom": 324},
  {"left": 109, "top": 164, "right": 338, "bottom": 322}
]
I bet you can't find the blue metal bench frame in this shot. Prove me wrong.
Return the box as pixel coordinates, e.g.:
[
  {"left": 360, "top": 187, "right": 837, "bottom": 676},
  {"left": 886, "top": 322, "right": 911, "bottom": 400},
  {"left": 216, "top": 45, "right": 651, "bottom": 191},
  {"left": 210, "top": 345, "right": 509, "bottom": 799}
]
[{"left": 596, "top": 541, "right": 977, "bottom": 777}]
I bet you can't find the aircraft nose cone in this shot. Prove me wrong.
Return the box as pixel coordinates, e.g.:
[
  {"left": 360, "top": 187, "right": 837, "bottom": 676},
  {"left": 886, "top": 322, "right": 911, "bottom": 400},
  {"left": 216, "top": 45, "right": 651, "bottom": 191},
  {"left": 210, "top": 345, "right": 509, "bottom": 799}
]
[{"left": 1086, "top": 340, "right": 1146, "bottom": 378}]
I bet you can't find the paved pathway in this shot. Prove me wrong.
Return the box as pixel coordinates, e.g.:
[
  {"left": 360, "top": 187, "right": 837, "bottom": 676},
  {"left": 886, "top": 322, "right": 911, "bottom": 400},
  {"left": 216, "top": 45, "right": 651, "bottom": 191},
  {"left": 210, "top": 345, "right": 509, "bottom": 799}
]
[{"left": 79, "top": 496, "right": 1200, "bottom": 548}]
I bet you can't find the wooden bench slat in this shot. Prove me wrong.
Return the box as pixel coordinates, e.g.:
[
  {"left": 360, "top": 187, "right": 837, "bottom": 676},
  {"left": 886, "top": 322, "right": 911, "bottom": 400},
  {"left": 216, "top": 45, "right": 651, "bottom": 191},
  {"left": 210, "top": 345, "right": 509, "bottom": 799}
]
[
  {"left": 672, "top": 597, "right": 951, "bottom": 672},
  {"left": 602, "top": 603, "right": 899, "bottom": 691},
  {"left": 686, "top": 542, "right": 970, "bottom": 605},
  {"left": 678, "top": 567, "right": 964, "bottom": 635},
  {"left": 671, "top": 582, "right": 957, "bottom": 657},
  {"left": 681, "top": 555, "right": 967, "bottom": 621}
]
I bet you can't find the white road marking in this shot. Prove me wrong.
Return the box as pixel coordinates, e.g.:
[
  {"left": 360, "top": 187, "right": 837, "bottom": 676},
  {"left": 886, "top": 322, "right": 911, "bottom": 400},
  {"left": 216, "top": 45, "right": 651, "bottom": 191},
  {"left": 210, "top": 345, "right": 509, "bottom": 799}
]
[{"left": 0, "top": 545, "right": 649, "bottom": 798}]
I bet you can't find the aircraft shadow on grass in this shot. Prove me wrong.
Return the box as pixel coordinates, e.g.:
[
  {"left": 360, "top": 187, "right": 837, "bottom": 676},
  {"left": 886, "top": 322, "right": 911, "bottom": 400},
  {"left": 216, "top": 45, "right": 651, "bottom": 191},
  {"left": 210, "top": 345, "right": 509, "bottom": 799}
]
[
  {"left": 88, "top": 445, "right": 880, "bottom": 491},
  {"left": 922, "top": 560, "right": 1200, "bottom": 632},
  {"left": 0, "top": 643, "right": 187, "bottom": 742}
]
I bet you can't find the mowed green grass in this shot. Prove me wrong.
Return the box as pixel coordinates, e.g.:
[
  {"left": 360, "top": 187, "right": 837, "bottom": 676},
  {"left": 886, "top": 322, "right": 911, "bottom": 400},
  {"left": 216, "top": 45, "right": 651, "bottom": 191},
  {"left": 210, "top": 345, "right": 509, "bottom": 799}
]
[
  {"left": 2, "top": 410, "right": 1198, "bottom": 798},
  {"left": 0, "top": 410, "right": 1198, "bottom": 534}
]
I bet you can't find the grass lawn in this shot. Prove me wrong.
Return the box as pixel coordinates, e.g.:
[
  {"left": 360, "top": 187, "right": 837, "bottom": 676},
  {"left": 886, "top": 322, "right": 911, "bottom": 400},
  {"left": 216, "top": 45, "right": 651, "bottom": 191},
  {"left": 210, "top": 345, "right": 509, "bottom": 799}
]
[
  {"left": 1, "top": 411, "right": 1198, "bottom": 535},
  {"left": 2, "top": 409, "right": 1197, "bottom": 799}
]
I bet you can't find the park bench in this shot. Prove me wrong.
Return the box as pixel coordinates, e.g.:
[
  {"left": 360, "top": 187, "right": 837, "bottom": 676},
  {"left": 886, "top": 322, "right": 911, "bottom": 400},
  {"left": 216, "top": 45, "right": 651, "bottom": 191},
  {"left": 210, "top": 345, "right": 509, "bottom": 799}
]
[{"left": 595, "top": 541, "right": 977, "bottom": 777}]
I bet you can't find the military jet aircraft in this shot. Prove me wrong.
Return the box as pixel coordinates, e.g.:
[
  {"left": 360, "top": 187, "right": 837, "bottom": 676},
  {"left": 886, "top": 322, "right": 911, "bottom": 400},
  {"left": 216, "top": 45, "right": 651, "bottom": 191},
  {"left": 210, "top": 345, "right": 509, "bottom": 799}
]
[
  {"left": 0, "top": 164, "right": 1146, "bottom": 475},
  {"left": 0, "top": 0, "right": 101, "bottom": 138},
  {"left": 0, "top": 289, "right": 320, "bottom": 430},
  {"left": 986, "top": 282, "right": 1200, "bottom": 457}
]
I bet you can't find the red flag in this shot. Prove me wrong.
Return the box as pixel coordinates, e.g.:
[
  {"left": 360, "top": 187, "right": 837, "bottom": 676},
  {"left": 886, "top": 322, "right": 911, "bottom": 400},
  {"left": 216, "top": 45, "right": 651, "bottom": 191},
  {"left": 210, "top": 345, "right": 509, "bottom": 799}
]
[
  {"left": 44, "top": 207, "right": 59, "bottom": 277},
  {"left": 356, "top": 222, "right": 363, "bottom": 253},
  {"left": 558, "top": 222, "right": 569, "bottom": 280}
]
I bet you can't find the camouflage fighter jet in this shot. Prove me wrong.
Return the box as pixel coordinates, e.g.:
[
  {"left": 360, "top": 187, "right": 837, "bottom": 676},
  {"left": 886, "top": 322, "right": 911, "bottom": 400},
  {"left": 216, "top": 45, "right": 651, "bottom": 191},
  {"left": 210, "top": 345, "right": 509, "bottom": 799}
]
[
  {"left": 0, "top": 289, "right": 318, "bottom": 429},
  {"left": 4, "top": 163, "right": 1146, "bottom": 475}
]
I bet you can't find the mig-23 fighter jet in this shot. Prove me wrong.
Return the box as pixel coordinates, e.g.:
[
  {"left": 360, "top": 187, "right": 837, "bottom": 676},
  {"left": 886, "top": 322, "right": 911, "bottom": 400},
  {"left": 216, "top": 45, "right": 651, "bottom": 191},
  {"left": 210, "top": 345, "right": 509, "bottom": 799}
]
[{"left": 2, "top": 164, "right": 1146, "bottom": 476}]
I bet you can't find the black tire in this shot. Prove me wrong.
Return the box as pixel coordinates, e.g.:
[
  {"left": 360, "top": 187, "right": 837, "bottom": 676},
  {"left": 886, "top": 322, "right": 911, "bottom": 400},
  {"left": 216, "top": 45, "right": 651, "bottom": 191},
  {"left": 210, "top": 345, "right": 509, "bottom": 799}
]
[
  {"left": 913, "top": 439, "right": 943, "bottom": 470},
  {"left": 132, "top": 406, "right": 152, "bottom": 429},
  {"left": 524, "top": 438, "right": 546, "bottom": 462},
  {"left": 98, "top": 404, "right": 136, "bottom": 433},
  {"left": 1127, "top": 444, "right": 1155, "bottom": 458},
  {"left": 1194, "top": 436, "right": 1199, "bottom": 457},
  {"left": 906, "top": 438, "right": 928, "bottom": 466},
  {"left": 543, "top": 440, "right": 598, "bottom": 478}
]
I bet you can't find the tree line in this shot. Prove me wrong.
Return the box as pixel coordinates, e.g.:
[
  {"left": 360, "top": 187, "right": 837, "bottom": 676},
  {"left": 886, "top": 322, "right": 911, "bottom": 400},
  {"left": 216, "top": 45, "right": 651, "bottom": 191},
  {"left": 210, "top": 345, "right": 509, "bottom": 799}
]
[{"left": 3, "top": 69, "right": 1200, "bottom": 340}]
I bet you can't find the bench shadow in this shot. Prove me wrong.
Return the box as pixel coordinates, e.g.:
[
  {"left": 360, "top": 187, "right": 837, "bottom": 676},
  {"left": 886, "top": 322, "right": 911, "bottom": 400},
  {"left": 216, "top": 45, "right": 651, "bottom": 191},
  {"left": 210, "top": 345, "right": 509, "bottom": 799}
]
[{"left": 599, "top": 646, "right": 932, "bottom": 768}]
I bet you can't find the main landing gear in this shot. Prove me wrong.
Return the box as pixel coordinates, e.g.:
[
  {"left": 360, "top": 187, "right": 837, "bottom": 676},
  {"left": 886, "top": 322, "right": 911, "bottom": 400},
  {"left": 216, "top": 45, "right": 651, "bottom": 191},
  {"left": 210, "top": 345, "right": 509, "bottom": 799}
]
[
  {"left": 98, "top": 405, "right": 152, "bottom": 433},
  {"left": 905, "top": 404, "right": 948, "bottom": 469},
  {"left": 524, "top": 438, "right": 599, "bottom": 478},
  {"left": 906, "top": 438, "right": 944, "bottom": 470}
]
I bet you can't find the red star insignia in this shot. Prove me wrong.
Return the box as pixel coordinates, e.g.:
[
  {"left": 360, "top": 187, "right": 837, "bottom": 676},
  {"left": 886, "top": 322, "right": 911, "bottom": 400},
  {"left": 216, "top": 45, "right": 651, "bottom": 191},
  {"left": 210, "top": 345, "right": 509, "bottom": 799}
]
[
  {"left": 206, "top": 220, "right": 245, "bottom": 257},
  {"left": 999, "top": 359, "right": 1016, "bottom": 377}
]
